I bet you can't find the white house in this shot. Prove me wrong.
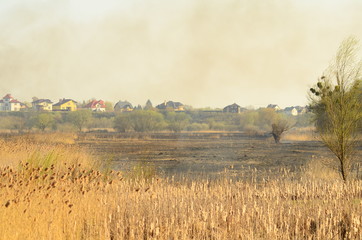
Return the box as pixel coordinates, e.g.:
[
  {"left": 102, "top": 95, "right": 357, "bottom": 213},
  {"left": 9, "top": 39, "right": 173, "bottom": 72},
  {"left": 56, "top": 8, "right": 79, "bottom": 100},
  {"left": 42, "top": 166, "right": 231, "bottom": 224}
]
[
  {"left": 0, "top": 94, "right": 21, "bottom": 111},
  {"left": 284, "top": 106, "right": 308, "bottom": 116},
  {"left": 85, "top": 100, "right": 106, "bottom": 112},
  {"left": 284, "top": 107, "right": 298, "bottom": 116}
]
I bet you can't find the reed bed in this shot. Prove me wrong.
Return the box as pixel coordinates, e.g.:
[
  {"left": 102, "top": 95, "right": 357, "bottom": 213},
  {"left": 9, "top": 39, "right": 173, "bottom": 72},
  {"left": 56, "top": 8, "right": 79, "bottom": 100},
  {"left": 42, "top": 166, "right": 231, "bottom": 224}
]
[
  {"left": 0, "top": 134, "right": 361, "bottom": 239},
  {"left": 0, "top": 133, "right": 95, "bottom": 169},
  {"left": 283, "top": 127, "right": 316, "bottom": 142},
  {"left": 0, "top": 167, "right": 361, "bottom": 239}
]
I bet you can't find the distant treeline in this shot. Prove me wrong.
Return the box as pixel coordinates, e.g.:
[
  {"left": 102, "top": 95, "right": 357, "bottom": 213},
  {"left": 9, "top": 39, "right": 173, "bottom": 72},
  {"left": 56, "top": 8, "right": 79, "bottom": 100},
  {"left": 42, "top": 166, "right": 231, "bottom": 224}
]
[{"left": 0, "top": 108, "right": 313, "bottom": 134}]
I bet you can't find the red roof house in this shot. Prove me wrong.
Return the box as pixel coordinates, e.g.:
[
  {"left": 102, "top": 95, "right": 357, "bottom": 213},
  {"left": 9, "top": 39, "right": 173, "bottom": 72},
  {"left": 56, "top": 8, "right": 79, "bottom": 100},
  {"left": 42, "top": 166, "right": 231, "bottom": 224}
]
[{"left": 85, "top": 100, "right": 106, "bottom": 112}]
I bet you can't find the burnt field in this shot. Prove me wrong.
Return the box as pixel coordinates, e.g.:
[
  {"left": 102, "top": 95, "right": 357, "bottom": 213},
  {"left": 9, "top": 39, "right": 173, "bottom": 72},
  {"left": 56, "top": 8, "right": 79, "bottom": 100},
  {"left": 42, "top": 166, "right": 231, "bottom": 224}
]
[{"left": 77, "top": 132, "right": 362, "bottom": 180}]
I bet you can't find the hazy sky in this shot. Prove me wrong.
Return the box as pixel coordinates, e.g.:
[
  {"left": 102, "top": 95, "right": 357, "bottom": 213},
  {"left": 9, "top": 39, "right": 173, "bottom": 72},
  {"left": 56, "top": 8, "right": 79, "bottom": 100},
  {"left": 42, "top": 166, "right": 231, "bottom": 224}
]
[{"left": 0, "top": 0, "right": 362, "bottom": 108}]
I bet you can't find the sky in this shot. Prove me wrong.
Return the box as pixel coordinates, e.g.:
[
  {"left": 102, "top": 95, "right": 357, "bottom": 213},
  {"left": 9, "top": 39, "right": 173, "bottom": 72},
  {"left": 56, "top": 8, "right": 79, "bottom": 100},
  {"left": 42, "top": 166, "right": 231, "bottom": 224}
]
[{"left": 0, "top": 0, "right": 362, "bottom": 108}]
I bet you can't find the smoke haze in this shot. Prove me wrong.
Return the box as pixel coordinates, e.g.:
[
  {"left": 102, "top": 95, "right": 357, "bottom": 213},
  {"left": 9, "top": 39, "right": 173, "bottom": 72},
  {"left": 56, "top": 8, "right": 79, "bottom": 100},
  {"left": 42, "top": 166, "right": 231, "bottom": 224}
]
[{"left": 0, "top": 0, "right": 362, "bottom": 108}]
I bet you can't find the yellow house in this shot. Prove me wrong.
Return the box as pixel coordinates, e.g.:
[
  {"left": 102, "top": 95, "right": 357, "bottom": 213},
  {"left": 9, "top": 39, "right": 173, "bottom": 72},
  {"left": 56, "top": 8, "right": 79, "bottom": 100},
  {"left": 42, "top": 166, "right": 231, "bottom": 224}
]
[
  {"left": 32, "top": 99, "right": 53, "bottom": 111},
  {"left": 53, "top": 99, "right": 77, "bottom": 111}
]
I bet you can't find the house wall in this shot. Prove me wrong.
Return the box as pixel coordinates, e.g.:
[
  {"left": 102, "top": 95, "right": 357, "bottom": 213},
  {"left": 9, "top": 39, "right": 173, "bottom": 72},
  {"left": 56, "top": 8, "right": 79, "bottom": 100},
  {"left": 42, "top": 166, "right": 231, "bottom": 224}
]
[
  {"left": 33, "top": 102, "right": 53, "bottom": 111},
  {"left": 285, "top": 108, "right": 298, "bottom": 116},
  {"left": 114, "top": 106, "right": 133, "bottom": 112},
  {"left": 89, "top": 106, "right": 105, "bottom": 112},
  {"left": 176, "top": 106, "right": 185, "bottom": 111},
  {"left": 95, "top": 106, "right": 106, "bottom": 112},
  {"left": 44, "top": 103, "right": 52, "bottom": 111},
  {"left": 54, "top": 101, "right": 77, "bottom": 111},
  {"left": 10, "top": 102, "right": 20, "bottom": 111},
  {"left": 2, "top": 99, "right": 11, "bottom": 111},
  {"left": 1, "top": 99, "right": 20, "bottom": 111},
  {"left": 223, "top": 106, "right": 240, "bottom": 113},
  {"left": 291, "top": 108, "right": 298, "bottom": 116}
]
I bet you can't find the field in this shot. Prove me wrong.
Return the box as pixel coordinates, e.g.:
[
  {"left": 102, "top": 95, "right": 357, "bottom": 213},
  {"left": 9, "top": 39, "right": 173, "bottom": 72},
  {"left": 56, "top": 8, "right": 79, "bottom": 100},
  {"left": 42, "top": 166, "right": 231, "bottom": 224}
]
[
  {"left": 77, "top": 132, "right": 362, "bottom": 181},
  {"left": 0, "top": 132, "right": 361, "bottom": 239}
]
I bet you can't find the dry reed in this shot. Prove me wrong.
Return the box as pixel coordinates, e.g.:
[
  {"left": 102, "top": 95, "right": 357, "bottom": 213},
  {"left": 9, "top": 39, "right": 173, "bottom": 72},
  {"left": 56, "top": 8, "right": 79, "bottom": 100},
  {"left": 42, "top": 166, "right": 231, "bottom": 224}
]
[
  {"left": 283, "top": 127, "right": 316, "bottom": 142},
  {"left": 0, "top": 133, "right": 361, "bottom": 239}
]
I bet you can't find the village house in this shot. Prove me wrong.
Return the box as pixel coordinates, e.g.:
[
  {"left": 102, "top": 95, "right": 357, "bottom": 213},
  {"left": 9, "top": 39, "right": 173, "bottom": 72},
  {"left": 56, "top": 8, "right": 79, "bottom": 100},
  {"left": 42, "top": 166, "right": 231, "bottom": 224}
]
[
  {"left": 20, "top": 103, "right": 28, "bottom": 111},
  {"left": 32, "top": 99, "right": 53, "bottom": 111},
  {"left": 295, "top": 106, "right": 308, "bottom": 114},
  {"left": 114, "top": 100, "right": 133, "bottom": 112},
  {"left": 0, "top": 94, "right": 22, "bottom": 111},
  {"left": 156, "top": 101, "right": 185, "bottom": 111},
  {"left": 223, "top": 103, "right": 245, "bottom": 113},
  {"left": 284, "top": 106, "right": 298, "bottom": 116},
  {"left": 284, "top": 106, "right": 308, "bottom": 116},
  {"left": 84, "top": 100, "right": 106, "bottom": 112},
  {"left": 53, "top": 99, "right": 77, "bottom": 111},
  {"left": 267, "top": 104, "right": 281, "bottom": 111}
]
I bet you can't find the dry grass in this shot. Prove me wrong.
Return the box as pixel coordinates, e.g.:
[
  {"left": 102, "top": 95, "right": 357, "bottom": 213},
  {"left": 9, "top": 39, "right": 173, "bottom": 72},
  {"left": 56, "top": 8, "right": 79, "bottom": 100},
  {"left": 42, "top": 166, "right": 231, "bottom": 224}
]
[
  {"left": 0, "top": 133, "right": 361, "bottom": 239},
  {"left": 303, "top": 156, "right": 342, "bottom": 181},
  {"left": 283, "top": 127, "right": 316, "bottom": 142},
  {"left": 283, "top": 127, "right": 362, "bottom": 142},
  {"left": 0, "top": 132, "right": 94, "bottom": 169}
]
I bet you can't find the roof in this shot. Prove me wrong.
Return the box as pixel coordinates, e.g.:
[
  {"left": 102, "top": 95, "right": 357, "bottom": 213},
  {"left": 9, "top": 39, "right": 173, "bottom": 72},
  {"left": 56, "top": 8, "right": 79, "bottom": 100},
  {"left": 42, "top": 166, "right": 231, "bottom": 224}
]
[
  {"left": 156, "top": 101, "right": 184, "bottom": 109},
  {"left": 224, "top": 103, "right": 241, "bottom": 108},
  {"left": 284, "top": 106, "right": 296, "bottom": 111},
  {"left": 85, "top": 100, "right": 106, "bottom": 109},
  {"left": 267, "top": 104, "right": 279, "bottom": 109},
  {"left": 284, "top": 106, "right": 306, "bottom": 112},
  {"left": 114, "top": 101, "right": 133, "bottom": 109},
  {"left": 223, "top": 103, "right": 246, "bottom": 112},
  {"left": 20, "top": 103, "right": 28, "bottom": 107},
  {"left": 3, "top": 94, "right": 13, "bottom": 99},
  {"left": 0, "top": 95, "right": 21, "bottom": 104},
  {"left": 0, "top": 98, "right": 20, "bottom": 103},
  {"left": 53, "top": 99, "right": 77, "bottom": 106},
  {"left": 32, "top": 99, "right": 53, "bottom": 104}
]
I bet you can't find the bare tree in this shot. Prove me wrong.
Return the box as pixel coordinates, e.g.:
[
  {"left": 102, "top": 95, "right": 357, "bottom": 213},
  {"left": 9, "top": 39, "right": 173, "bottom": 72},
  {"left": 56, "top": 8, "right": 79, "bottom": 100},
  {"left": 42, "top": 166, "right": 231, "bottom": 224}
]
[{"left": 309, "top": 36, "right": 362, "bottom": 181}]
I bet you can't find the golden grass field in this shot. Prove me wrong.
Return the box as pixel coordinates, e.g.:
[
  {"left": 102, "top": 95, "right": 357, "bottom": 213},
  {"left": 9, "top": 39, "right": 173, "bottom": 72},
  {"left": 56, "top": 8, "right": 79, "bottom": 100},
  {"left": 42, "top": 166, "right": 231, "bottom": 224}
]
[{"left": 0, "top": 133, "right": 361, "bottom": 239}]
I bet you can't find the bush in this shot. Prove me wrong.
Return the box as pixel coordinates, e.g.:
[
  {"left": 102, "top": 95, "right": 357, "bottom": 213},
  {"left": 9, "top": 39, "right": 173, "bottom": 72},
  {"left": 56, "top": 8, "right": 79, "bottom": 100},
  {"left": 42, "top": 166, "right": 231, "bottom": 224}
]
[
  {"left": 166, "top": 112, "right": 191, "bottom": 132},
  {"left": 88, "top": 117, "right": 114, "bottom": 129},
  {"left": 114, "top": 111, "right": 165, "bottom": 132},
  {"left": 66, "top": 110, "right": 92, "bottom": 131},
  {"left": 129, "top": 110, "right": 165, "bottom": 132},
  {"left": 114, "top": 114, "right": 132, "bottom": 132},
  {"left": 31, "top": 113, "right": 55, "bottom": 131},
  {"left": 0, "top": 116, "right": 26, "bottom": 131},
  {"left": 186, "top": 123, "right": 209, "bottom": 131}
]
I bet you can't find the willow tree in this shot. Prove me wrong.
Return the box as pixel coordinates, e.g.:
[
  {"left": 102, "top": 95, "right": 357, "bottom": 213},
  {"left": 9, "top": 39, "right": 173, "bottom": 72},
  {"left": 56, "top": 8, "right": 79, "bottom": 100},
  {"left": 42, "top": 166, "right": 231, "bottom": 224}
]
[
  {"left": 309, "top": 37, "right": 362, "bottom": 181},
  {"left": 271, "top": 118, "right": 290, "bottom": 143}
]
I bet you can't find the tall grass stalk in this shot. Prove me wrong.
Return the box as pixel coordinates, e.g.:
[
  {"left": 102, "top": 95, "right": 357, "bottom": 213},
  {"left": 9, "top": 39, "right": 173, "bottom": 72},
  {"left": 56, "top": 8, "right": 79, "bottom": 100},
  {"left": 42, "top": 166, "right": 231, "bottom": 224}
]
[{"left": 0, "top": 133, "right": 361, "bottom": 239}]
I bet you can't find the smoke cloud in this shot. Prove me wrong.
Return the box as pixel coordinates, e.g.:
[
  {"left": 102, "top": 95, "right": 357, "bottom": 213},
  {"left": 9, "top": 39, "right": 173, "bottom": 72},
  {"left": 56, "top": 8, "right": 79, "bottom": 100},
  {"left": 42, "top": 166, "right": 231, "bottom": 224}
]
[{"left": 0, "top": 0, "right": 361, "bottom": 108}]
